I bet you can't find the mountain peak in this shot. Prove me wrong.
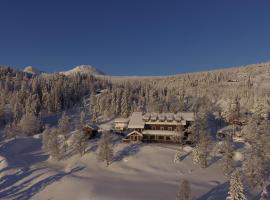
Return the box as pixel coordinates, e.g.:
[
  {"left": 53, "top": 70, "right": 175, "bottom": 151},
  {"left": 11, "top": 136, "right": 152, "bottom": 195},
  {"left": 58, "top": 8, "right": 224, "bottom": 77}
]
[
  {"left": 23, "top": 66, "right": 42, "bottom": 75},
  {"left": 60, "top": 65, "right": 105, "bottom": 76}
]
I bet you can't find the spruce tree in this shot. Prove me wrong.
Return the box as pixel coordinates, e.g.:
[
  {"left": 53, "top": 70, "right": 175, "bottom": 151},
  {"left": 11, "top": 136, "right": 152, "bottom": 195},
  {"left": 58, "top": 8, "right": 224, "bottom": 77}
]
[
  {"left": 72, "top": 130, "right": 88, "bottom": 156},
  {"left": 226, "top": 170, "right": 246, "bottom": 200},
  {"left": 97, "top": 131, "right": 113, "bottom": 166},
  {"left": 222, "top": 139, "right": 234, "bottom": 176}
]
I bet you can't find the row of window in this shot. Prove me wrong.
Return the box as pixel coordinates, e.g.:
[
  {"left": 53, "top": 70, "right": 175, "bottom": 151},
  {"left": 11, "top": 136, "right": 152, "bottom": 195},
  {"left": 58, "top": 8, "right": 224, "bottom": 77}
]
[
  {"left": 143, "top": 135, "right": 172, "bottom": 141},
  {"left": 150, "top": 126, "right": 174, "bottom": 131}
]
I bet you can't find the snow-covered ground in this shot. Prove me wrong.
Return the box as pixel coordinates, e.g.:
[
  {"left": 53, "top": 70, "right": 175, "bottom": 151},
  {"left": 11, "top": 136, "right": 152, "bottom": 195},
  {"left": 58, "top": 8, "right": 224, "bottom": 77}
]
[
  {"left": 0, "top": 133, "right": 239, "bottom": 200},
  {"left": 0, "top": 125, "right": 266, "bottom": 200}
]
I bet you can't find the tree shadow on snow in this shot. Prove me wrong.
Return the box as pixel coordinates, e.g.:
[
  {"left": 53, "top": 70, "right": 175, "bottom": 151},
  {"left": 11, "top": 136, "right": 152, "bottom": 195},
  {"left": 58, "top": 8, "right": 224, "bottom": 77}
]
[
  {"left": 0, "top": 137, "right": 49, "bottom": 170},
  {"left": 207, "top": 156, "right": 222, "bottom": 168},
  {"left": 0, "top": 166, "right": 85, "bottom": 200},
  {"left": 113, "top": 143, "right": 143, "bottom": 162},
  {"left": 197, "top": 182, "right": 229, "bottom": 200}
]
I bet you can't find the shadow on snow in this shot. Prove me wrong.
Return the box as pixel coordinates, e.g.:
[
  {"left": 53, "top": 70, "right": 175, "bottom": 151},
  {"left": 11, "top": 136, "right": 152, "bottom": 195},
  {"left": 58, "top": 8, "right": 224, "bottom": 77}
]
[{"left": 0, "top": 166, "right": 84, "bottom": 200}]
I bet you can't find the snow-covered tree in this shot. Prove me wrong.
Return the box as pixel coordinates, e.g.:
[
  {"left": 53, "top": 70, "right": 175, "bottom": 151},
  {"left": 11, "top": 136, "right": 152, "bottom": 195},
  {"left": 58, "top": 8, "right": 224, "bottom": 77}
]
[
  {"left": 121, "top": 90, "right": 129, "bottom": 117},
  {"left": 260, "top": 185, "right": 269, "bottom": 200},
  {"left": 176, "top": 179, "right": 192, "bottom": 200},
  {"left": 58, "top": 112, "right": 70, "bottom": 134},
  {"left": 242, "top": 149, "right": 264, "bottom": 188},
  {"left": 97, "top": 131, "right": 113, "bottom": 166},
  {"left": 42, "top": 125, "right": 51, "bottom": 151},
  {"left": 46, "top": 128, "right": 64, "bottom": 161},
  {"left": 72, "top": 130, "right": 88, "bottom": 156},
  {"left": 226, "top": 170, "right": 246, "bottom": 200},
  {"left": 4, "top": 122, "right": 20, "bottom": 140},
  {"left": 222, "top": 139, "right": 235, "bottom": 176},
  {"left": 18, "top": 113, "right": 42, "bottom": 136},
  {"left": 58, "top": 112, "right": 71, "bottom": 153},
  {"left": 192, "top": 133, "right": 211, "bottom": 168}
]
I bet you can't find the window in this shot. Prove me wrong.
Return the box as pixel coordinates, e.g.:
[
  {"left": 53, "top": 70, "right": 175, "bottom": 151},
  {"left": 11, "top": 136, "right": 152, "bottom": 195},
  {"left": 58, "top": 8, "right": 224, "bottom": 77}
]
[
  {"left": 158, "top": 135, "right": 164, "bottom": 140},
  {"left": 160, "top": 126, "right": 164, "bottom": 130},
  {"left": 152, "top": 126, "right": 156, "bottom": 130},
  {"left": 168, "top": 127, "right": 172, "bottom": 131},
  {"left": 166, "top": 136, "right": 171, "bottom": 141},
  {"left": 150, "top": 135, "right": 155, "bottom": 140}
]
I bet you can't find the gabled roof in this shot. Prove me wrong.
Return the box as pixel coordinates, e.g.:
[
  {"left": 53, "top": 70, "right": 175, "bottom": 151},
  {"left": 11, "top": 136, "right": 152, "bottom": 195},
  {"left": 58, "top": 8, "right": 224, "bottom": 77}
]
[
  {"left": 128, "top": 112, "right": 145, "bottom": 129},
  {"left": 127, "top": 130, "right": 143, "bottom": 137}
]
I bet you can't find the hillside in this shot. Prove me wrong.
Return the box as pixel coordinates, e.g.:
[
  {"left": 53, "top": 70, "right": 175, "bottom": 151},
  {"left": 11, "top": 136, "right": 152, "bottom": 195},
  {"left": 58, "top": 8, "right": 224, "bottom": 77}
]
[{"left": 0, "top": 61, "right": 270, "bottom": 200}]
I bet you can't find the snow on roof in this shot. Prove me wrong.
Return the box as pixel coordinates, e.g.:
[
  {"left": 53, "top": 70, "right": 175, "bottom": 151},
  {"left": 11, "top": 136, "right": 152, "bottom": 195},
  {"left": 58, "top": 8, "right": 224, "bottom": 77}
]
[
  {"left": 114, "top": 118, "right": 130, "bottom": 123},
  {"left": 142, "top": 130, "right": 181, "bottom": 136},
  {"left": 179, "top": 112, "right": 194, "bottom": 121},
  {"left": 128, "top": 112, "right": 145, "bottom": 129},
  {"left": 127, "top": 130, "right": 143, "bottom": 137},
  {"left": 142, "top": 112, "right": 194, "bottom": 124}
]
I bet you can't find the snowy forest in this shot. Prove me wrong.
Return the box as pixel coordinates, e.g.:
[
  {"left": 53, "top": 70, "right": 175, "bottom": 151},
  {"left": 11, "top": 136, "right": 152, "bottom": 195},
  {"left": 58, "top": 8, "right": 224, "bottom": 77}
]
[{"left": 0, "top": 62, "right": 270, "bottom": 200}]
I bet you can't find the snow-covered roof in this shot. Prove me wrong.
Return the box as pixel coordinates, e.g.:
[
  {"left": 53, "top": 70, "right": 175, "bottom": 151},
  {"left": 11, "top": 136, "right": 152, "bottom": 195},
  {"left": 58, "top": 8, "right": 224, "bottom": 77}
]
[
  {"left": 127, "top": 130, "right": 143, "bottom": 137},
  {"left": 142, "top": 130, "right": 181, "bottom": 136},
  {"left": 114, "top": 118, "right": 130, "bottom": 123},
  {"left": 142, "top": 112, "right": 194, "bottom": 124},
  {"left": 128, "top": 112, "right": 145, "bottom": 129},
  {"left": 179, "top": 112, "right": 194, "bottom": 122}
]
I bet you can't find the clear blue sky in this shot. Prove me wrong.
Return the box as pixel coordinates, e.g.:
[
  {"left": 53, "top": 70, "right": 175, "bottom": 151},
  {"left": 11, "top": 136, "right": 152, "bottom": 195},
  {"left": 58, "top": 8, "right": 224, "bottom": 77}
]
[{"left": 1, "top": 0, "right": 270, "bottom": 75}]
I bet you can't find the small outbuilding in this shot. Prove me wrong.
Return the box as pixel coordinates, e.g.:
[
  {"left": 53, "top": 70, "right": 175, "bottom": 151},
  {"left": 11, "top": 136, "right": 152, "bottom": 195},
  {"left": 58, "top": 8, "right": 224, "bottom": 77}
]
[
  {"left": 114, "top": 118, "right": 130, "bottom": 132},
  {"left": 122, "top": 130, "right": 143, "bottom": 143}
]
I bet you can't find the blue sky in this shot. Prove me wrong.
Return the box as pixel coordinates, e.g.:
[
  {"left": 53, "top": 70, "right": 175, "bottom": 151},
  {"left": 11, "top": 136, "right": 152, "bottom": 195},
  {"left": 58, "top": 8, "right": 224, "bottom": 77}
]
[{"left": 1, "top": 0, "right": 270, "bottom": 75}]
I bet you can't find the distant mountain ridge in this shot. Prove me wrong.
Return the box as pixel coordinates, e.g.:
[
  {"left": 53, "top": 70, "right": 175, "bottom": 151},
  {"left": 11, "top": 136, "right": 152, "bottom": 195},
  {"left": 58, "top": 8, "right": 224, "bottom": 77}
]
[
  {"left": 23, "top": 66, "right": 43, "bottom": 75},
  {"left": 60, "top": 65, "right": 106, "bottom": 76}
]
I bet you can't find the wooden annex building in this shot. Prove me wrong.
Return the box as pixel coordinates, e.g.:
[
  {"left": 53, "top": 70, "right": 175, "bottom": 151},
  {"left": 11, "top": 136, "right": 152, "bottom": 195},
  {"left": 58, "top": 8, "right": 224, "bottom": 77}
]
[{"left": 119, "top": 112, "right": 195, "bottom": 144}]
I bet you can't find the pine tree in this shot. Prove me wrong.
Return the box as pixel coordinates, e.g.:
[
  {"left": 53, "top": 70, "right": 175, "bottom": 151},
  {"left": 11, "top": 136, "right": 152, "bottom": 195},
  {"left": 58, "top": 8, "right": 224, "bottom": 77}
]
[
  {"left": 97, "top": 131, "right": 113, "bottom": 166},
  {"left": 226, "top": 170, "right": 246, "bottom": 200},
  {"left": 4, "top": 122, "right": 20, "bottom": 140},
  {"left": 42, "top": 125, "right": 51, "bottom": 151},
  {"left": 72, "top": 130, "right": 88, "bottom": 156},
  {"left": 18, "top": 113, "right": 41, "bottom": 136},
  {"left": 58, "top": 112, "right": 70, "bottom": 134},
  {"left": 192, "top": 133, "right": 211, "bottom": 168},
  {"left": 242, "top": 149, "right": 264, "bottom": 187},
  {"left": 121, "top": 90, "right": 129, "bottom": 117},
  {"left": 58, "top": 112, "right": 71, "bottom": 153},
  {"left": 176, "top": 179, "right": 192, "bottom": 200},
  {"left": 46, "top": 128, "right": 64, "bottom": 161}
]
